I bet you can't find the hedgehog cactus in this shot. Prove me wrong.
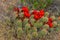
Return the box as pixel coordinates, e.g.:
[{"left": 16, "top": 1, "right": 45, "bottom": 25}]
[
  {"left": 34, "top": 22, "right": 43, "bottom": 28},
  {"left": 50, "top": 16, "right": 56, "bottom": 21},
  {"left": 30, "top": 18, "right": 35, "bottom": 25},
  {"left": 26, "top": 34, "right": 32, "bottom": 40},
  {"left": 32, "top": 32, "right": 38, "bottom": 38},
  {"left": 44, "top": 12, "right": 49, "bottom": 17},
  {"left": 17, "top": 28, "right": 23, "bottom": 38},
  {"left": 16, "top": 19, "right": 22, "bottom": 28},
  {"left": 31, "top": 27, "right": 37, "bottom": 32},
  {"left": 11, "top": 6, "right": 60, "bottom": 40},
  {"left": 43, "top": 24, "right": 49, "bottom": 29},
  {"left": 38, "top": 29, "right": 48, "bottom": 38},
  {"left": 52, "top": 21, "right": 57, "bottom": 27},
  {"left": 40, "top": 17, "right": 48, "bottom": 23},
  {"left": 23, "top": 18, "right": 29, "bottom": 25}
]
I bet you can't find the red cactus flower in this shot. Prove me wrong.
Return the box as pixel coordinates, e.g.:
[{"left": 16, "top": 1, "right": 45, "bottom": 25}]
[
  {"left": 49, "top": 23, "right": 53, "bottom": 28},
  {"left": 22, "top": 6, "right": 29, "bottom": 13},
  {"left": 39, "top": 9, "right": 44, "bottom": 17},
  {"left": 32, "top": 10, "right": 38, "bottom": 15},
  {"left": 13, "top": 7, "right": 20, "bottom": 13},
  {"left": 34, "top": 15, "right": 40, "bottom": 20},
  {"left": 24, "top": 12, "right": 30, "bottom": 18},
  {"left": 47, "top": 18, "right": 53, "bottom": 28},
  {"left": 48, "top": 18, "right": 53, "bottom": 22}
]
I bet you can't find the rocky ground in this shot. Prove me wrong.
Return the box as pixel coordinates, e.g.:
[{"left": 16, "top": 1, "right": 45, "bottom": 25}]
[{"left": 0, "top": 0, "right": 60, "bottom": 40}]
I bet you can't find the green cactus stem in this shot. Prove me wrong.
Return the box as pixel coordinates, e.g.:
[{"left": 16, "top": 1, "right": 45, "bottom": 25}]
[
  {"left": 23, "top": 18, "right": 29, "bottom": 25},
  {"left": 26, "top": 34, "right": 32, "bottom": 40},
  {"left": 30, "top": 15, "right": 34, "bottom": 19},
  {"left": 24, "top": 23, "right": 31, "bottom": 34},
  {"left": 40, "top": 17, "right": 48, "bottom": 23},
  {"left": 58, "top": 24, "right": 60, "bottom": 27},
  {"left": 52, "top": 21, "right": 57, "bottom": 27},
  {"left": 43, "top": 24, "right": 49, "bottom": 29},
  {"left": 30, "top": 18, "right": 35, "bottom": 25},
  {"left": 16, "top": 20, "right": 22, "bottom": 28},
  {"left": 17, "top": 28, "right": 23, "bottom": 38},
  {"left": 44, "top": 12, "right": 49, "bottom": 17},
  {"left": 50, "top": 16, "right": 56, "bottom": 21},
  {"left": 34, "top": 22, "right": 43, "bottom": 28},
  {"left": 38, "top": 29, "right": 48, "bottom": 38},
  {"left": 32, "top": 32, "right": 38, "bottom": 38},
  {"left": 31, "top": 27, "right": 37, "bottom": 32}
]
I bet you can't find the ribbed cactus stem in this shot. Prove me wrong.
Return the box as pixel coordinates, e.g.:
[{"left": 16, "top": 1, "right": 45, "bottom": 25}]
[
  {"left": 58, "top": 24, "right": 60, "bottom": 27},
  {"left": 16, "top": 19, "right": 22, "bottom": 28},
  {"left": 43, "top": 24, "right": 49, "bottom": 29},
  {"left": 30, "top": 18, "right": 35, "bottom": 25},
  {"left": 40, "top": 17, "right": 48, "bottom": 23},
  {"left": 44, "top": 12, "right": 49, "bottom": 17},
  {"left": 17, "top": 28, "right": 23, "bottom": 38},
  {"left": 34, "top": 22, "right": 43, "bottom": 28},
  {"left": 38, "top": 29, "right": 48, "bottom": 38},
  {"left": 26, "top": 34, "right": 32, "bottom": 40},
  {"left": 23, "top": 18, "right": 29, "bottom": 25},
  {"left": 50, "top": 16, "right": 56, "bottom": 21},
  {"left": 32, "top": 32, "right": 38, "bottom": 38},
  {"left": 31, "top": 27, "right": 37, "bottom": 32},
  {"left": 52, "top": 21, "right": 57, "bottom": 27},
  {"left": 25, "top": 23, "right": 31, "bottom": 34}
]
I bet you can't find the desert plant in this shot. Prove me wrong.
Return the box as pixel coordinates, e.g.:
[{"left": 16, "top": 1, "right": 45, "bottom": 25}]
[{"left": 11, "top": 6, "right": 60, "bottom": 40}]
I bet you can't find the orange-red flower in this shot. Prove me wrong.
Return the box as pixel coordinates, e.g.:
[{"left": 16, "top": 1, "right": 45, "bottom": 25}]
[
  {"left": 22, "top": 6, "right": 29, "bottom": 13},
  {"left": 32, "top": 10, "right": 38, "bottom": 15},
  {"left": 47, "top": 18, "right": 53, "bottom": 28},
  {"left": 24, "top": 12, "right": 30, "bottom": 18},
  {"left": 34, "top": 15, "right": 39, "bottom": 20},
  {"left": 48, "top": 22, "right": 53, "bottom": 28},
  {"left": 39, "top": 9, "right": 44, "bottom": 17},
  {"left": 48, "top": 18, "right": 53, "bottom": 22}
]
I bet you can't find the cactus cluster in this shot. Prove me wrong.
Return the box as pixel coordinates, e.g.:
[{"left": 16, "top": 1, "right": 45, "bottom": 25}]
[{"left": 12, "top": 6, "right": 60, "bottom": 40}]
